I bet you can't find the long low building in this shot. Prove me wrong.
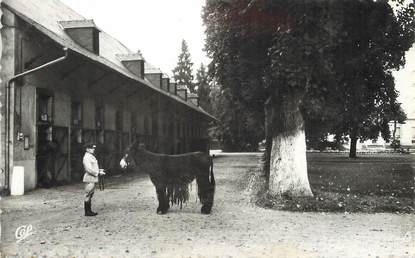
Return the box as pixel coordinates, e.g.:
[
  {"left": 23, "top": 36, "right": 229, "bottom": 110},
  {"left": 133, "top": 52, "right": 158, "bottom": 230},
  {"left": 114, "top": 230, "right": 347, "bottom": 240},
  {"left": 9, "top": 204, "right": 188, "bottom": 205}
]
[{"left": 0, "top": 0, "right": 214, "bottom": 194}]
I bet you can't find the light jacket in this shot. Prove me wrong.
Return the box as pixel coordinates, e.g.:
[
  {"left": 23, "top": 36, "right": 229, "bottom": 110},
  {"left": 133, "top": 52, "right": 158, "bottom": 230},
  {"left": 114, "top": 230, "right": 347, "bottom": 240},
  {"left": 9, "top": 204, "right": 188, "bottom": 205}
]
[{"left": 83, "top": 152, "right": 99, "bottom": 183}]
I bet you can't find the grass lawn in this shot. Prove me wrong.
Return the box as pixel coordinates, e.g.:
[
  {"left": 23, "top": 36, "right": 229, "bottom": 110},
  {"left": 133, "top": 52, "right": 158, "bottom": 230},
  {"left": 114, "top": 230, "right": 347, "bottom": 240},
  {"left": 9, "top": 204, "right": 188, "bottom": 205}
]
[{"left": 256, "top": 153, "right": 415, "bottom": 213}]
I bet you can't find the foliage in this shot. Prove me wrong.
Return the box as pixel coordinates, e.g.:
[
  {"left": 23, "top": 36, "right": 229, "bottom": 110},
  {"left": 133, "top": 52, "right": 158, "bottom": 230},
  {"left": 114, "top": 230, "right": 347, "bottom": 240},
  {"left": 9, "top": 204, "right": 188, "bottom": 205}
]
[
  {"left": 301, "top": 1, "right": 413, "bottom": 155},
  {"left": 209, "top": 84, "right": 264, "bottom": 152},
  {"left": 327, "top": 1, "right": 414, "bottom": 157},
  {"left": 172, "top": 40, "right": 195, "bottom": 93},
  {"left": 203, "top": 0, "right": 269, "bottom": 151},
  {"left": 204, "top": 0, "right": 415, "bottom": 157},
  {"left": 195, "top": 63, "right": 212, "bottom": 113},
  {"left": 268, "top": 1, "right": 414, "bottom": 158}
]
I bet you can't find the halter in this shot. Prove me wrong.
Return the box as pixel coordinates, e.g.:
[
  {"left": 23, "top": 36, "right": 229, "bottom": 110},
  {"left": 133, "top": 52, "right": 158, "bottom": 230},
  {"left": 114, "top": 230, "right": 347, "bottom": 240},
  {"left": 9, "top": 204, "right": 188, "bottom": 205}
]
[
  {"left": 121, "top": 150, "right": 136, "bottom": 169},
  {"left": 120, "top": 141, "right": 143, "bottom": 169}
]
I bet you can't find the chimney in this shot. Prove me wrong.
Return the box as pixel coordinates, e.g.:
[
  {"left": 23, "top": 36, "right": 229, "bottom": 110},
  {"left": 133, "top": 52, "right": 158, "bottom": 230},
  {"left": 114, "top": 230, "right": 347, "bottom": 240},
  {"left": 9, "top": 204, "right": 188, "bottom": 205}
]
[
  {"left": 116, "top": 52, "right": 145, "bottom": 79},
  {"left": 59, "top": 20, "right": 100, "bottom": 54}
]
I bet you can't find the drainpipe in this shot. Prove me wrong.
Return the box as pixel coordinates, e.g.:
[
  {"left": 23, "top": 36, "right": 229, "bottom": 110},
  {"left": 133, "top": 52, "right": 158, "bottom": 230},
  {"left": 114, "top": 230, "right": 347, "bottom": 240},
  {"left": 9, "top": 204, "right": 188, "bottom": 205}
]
[{"left": 3, "top": 47, "right": 69, "bottom": 195}]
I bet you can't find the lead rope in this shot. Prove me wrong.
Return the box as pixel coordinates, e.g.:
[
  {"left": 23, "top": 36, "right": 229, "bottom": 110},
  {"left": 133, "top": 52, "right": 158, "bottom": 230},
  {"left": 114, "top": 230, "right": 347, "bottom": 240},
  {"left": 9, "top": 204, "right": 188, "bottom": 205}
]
[{"left": 99, "top": 174, "right": 105, "bottom": 191}]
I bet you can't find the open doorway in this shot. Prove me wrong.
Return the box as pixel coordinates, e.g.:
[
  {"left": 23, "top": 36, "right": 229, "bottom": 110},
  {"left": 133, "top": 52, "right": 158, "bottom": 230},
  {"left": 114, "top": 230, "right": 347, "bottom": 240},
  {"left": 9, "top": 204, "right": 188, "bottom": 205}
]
[{"left": 36, "top": 89, "right": 56, "bottom": 188}]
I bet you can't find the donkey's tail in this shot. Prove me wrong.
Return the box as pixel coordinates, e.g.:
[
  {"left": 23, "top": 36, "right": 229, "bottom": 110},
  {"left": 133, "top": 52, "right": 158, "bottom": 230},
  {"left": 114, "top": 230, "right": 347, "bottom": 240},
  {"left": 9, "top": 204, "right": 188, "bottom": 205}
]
[{"left": 209, "top": 155, "right": 215, "bottom": 185}]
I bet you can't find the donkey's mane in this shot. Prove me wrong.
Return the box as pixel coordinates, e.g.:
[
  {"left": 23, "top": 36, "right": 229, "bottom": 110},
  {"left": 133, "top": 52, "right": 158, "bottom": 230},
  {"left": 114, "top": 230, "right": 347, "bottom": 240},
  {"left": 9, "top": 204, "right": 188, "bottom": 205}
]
[{"left": 127, "top": 142, "right": 203, "bottom": 158}]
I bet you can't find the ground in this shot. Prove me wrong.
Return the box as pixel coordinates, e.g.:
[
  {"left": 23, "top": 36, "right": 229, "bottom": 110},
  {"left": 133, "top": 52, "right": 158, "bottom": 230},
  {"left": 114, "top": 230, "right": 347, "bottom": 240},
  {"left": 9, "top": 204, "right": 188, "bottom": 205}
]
[{"left": 1, "top": 153, "right": 414, "bottom": 258}]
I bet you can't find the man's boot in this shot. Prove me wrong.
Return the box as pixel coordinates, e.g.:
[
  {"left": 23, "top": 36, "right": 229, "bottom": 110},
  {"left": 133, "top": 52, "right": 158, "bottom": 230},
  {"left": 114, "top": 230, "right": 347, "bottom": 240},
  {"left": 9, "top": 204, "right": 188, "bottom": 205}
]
[
  {"left": 89, "top": 200, "right": 98, "bottom": 216},
  {"left": 84, "top": 201, "right": 97, "bottom": 216}
]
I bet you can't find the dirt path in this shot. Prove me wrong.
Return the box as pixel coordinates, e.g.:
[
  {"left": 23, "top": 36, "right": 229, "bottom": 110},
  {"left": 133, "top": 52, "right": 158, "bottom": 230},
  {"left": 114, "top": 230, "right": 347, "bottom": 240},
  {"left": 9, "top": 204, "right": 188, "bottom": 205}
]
[{"left": 1, "top": 154, "right": 414, "bottom": 258}]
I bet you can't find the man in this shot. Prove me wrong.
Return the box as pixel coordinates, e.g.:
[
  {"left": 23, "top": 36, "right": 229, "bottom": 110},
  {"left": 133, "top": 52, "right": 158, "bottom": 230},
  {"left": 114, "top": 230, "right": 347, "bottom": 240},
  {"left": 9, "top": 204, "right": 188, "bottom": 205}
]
[{"left": 83, "top": 143, "right": 105, "bottom": 216}]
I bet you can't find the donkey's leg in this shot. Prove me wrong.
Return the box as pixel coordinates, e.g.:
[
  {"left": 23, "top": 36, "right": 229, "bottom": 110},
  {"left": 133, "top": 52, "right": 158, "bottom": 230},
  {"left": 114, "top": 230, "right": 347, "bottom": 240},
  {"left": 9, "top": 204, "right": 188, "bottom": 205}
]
[
  {"left": 155, "top": 185, "right": 168, "bottom": 214},
  {"left": 150, "top": 176, "right": 168, "bottom": 215},
  {"left": 163, "top": 192, "right": 170, "bottom": 213},
  {"left": 196, "top": 173, "right": 214, "bottom": 214}
]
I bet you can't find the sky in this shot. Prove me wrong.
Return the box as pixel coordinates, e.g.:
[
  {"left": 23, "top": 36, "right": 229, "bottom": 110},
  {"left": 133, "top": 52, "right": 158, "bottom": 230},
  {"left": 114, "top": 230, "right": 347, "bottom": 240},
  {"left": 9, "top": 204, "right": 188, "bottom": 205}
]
[
  {"left": 393, "top": 46, "right": 415, "bottom": 118},
  {"left": 61, "top": 0, "right": 210, "bottom": 77}
]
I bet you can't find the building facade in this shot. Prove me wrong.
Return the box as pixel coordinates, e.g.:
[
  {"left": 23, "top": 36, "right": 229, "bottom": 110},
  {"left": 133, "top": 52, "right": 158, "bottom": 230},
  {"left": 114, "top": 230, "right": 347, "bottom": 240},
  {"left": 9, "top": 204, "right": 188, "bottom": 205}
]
[{"left": 0, "top": 0, "right": 213, "bottom": 194}]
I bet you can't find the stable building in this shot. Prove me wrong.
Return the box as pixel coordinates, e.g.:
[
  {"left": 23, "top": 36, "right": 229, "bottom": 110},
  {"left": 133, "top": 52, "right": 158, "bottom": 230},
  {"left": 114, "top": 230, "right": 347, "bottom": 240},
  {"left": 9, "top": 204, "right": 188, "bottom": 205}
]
[{"left": 0, "top": 0, "right": 214, "bottom": 194}]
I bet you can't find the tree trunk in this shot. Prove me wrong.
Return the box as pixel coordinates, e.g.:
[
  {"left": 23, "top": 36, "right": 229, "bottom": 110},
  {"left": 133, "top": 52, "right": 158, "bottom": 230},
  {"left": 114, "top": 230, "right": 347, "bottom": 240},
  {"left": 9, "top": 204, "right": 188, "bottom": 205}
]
[
  {"left": 349, "top": 128, "right": 358, "bottom": 158},
  {"left": 268, "top": 93, "right": 313, "bottom": 197},
  {"left": 263, "top": 97, "right": 273, "bottom": 186}
]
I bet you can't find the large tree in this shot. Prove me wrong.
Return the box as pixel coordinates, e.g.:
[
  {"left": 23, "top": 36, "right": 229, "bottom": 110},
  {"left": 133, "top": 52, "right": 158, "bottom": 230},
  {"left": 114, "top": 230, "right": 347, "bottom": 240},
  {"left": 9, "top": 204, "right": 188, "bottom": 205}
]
[
  {"left": 204, "top": 0, "right": 335, "bottom": 196},
  {"left": 303, "top": 1, "right": 414, "bottom": 158},
  {"left": 265, "top": 1, "right": 339, "bottom": 196},
  {"left": 330, "top": 1, "right": 414, "bottom": 158},
  {"left": 204, "top": 0, "right": 415, "bottom": 197},
  {"left": 172, "top": 40, "right": 195, "bottom": 93}
]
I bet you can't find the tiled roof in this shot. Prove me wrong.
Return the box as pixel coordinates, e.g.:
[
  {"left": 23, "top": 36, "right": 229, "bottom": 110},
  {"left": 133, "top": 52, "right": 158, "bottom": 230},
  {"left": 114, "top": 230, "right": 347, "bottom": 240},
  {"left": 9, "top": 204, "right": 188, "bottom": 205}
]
[{"left": 2, "top": 0, "right": 214, "bottom": 120}]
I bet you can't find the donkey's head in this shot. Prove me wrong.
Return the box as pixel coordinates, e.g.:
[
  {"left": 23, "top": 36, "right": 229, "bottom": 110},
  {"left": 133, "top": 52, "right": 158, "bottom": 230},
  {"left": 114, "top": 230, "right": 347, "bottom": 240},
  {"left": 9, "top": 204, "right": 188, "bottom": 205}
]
[{"left": 120, "top": 141, "right": 145, "bottom": 170}]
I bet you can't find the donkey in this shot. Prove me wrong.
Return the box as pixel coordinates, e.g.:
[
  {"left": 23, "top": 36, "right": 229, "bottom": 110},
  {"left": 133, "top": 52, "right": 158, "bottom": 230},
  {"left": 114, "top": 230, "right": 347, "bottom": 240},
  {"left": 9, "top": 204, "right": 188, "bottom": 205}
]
[{"left": 120, "top": 142, "right": 215, "bottom": 214}]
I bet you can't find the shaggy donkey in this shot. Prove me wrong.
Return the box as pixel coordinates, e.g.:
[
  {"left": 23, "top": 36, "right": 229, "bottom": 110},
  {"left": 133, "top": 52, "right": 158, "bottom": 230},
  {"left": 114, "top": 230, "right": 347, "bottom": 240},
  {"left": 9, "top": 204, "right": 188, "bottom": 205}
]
[{"left": 120, "top": 142, "right": 215, "bottom": 214}]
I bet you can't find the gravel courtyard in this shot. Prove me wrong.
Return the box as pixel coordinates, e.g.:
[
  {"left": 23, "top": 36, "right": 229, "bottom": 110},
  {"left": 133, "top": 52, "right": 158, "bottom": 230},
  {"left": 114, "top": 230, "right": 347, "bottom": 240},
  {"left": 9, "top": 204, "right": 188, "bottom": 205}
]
[{"left": 1, "top": 153, "right": 414, "bottom": 258}]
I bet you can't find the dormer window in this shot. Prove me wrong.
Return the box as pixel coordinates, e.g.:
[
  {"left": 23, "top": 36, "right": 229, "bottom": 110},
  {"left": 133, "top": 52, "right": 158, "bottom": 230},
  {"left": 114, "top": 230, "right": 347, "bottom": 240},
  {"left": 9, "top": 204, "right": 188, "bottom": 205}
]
[
  {"left": 145, "top": 63, "right": 163, "bottom": 88},
  {"left": 161, "top": 74, "right": 170, "bottom": 92},
  {"left": 177, "top": 85, "right": 188, "bottom": 101},
  {"left": 188, "top": 93, "right": 199, "bottom": 106},
  {"left": 116, "top": 52, "right": 145, "bottom": 78},
  {"left": 169, "top": 81, "right": 177, "bottom": 95},
  {"left": 59, "top": 19, "right": 100, "bottom": 54}
]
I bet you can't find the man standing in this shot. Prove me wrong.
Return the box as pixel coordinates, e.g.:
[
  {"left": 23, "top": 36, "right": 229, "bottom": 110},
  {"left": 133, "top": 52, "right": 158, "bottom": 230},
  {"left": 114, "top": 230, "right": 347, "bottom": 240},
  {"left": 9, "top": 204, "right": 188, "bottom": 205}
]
[{"left": 83, "top": 143, "right": 105, "bottom": 216}]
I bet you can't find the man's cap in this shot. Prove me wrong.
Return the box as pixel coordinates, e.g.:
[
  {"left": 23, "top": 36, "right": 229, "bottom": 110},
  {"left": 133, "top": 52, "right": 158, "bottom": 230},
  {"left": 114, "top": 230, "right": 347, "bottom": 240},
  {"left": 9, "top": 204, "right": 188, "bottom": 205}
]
[{"left": 84, "top": 143, "right": 97, "bottom": 149}]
